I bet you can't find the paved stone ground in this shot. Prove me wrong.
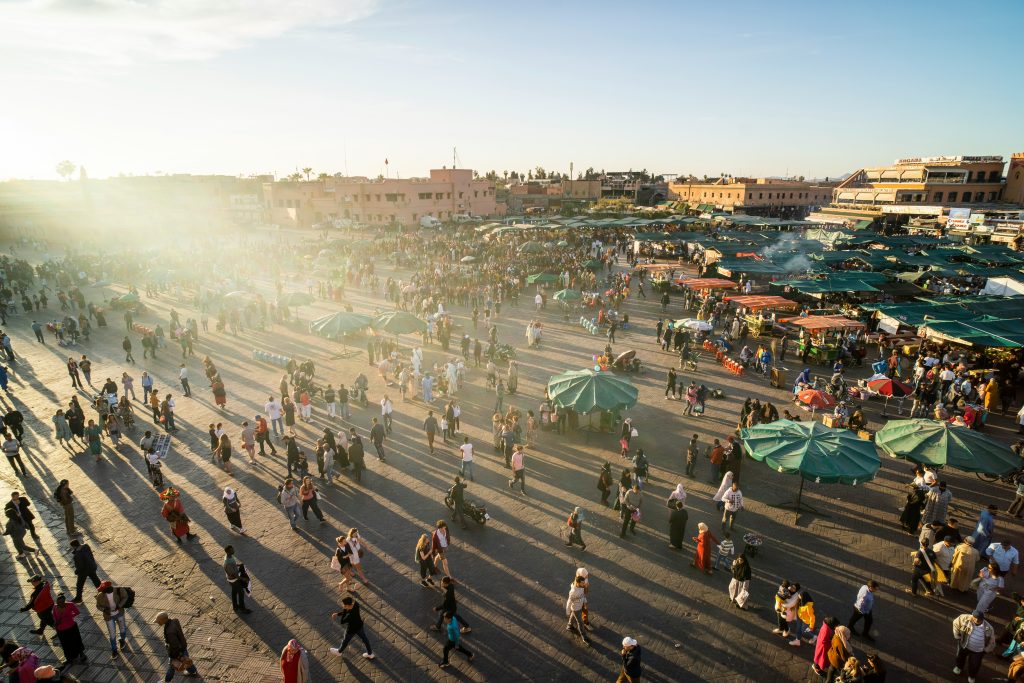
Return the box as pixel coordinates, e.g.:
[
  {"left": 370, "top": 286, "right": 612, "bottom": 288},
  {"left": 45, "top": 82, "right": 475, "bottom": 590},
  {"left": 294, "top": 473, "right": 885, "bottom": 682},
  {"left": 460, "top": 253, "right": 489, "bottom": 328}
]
[{"left": 2, "top": 231, "right": 1022, "bottom": 683}]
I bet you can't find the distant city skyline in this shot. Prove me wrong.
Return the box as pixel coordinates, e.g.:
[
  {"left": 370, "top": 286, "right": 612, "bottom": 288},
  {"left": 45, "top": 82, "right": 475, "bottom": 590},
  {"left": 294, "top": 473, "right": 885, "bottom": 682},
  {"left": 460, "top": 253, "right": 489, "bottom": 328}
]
[{"left": 0, "top": 0, "right": 1021, "bottom": 181}]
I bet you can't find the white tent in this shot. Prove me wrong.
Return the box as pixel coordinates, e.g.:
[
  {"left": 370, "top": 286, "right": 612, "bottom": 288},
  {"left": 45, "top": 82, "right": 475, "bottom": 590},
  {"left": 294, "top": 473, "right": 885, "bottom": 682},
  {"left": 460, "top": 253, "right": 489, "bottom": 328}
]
[{"left": 981, "top": 277, "right": 1024, "bottom": 297}]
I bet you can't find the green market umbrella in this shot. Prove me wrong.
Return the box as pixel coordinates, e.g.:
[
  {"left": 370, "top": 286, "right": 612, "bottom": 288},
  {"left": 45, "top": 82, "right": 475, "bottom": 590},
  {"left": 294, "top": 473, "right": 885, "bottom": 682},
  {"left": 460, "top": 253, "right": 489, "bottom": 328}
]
[
  {"left": 556, "top": 240, "right": 570, "bottom": 247},
  {"left": 221, "top": 291, "right": 254, "bottom": 307},
  {"left": 371, "top": 310, "right": 427, "bottom": 335},
  {"left": 741, "top": 419, "right": 880, "bottom": 519},
  {"left": 460, "top": 256, "right": 477, "bottom": 264},
  {"left": 583, "top": 259, "right": 603, "bottom": 270},
  {"left": 527, "top": 272, "right": 560, "bottom": 285},
  {"left": 875, "top": 418, "right": 1018, "bottom": 475},
  {"left": 547, "top": 369, "right": 638, "bottom": 413},
  {"left": 553, "top": 289, "right": 583, "bottom": 302},
  {"left": 519, "top": 241, "right": 545, "bottom": 254},
  {"left": 278, "top": 292, "right": 314, "bottom": 308},
  {"left": 309, "top": 311, "right": 372, "bottom": 338},
  {"left": 117, "top": 292, "right": 140, "bottom": 304}
]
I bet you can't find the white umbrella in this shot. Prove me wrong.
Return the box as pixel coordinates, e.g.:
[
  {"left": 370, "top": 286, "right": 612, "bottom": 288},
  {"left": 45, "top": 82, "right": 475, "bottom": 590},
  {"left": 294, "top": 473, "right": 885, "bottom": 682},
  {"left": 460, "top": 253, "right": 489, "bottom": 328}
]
[{"left": 674, "top": 318, "right": 713, "bottom": 333}]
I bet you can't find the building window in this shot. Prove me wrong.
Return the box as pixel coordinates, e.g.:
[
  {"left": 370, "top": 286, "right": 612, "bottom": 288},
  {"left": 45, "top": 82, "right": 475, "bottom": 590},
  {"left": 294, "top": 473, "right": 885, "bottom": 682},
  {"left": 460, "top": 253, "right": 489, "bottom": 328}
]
[
  {"left": 364, "top": 194, "right": 370, "bottom": 201},
  {"left": 447, "top": 193, "right": 452, "bottom": 199},
  {"left": 474, "top": 190, "right": 478, "bottom": 198},
  {"left": 385, "top": 193, "right": 398, "bottom": 202},
  {"left": 975, "top": 192, "right": 984, "bottom": 202},
  {"left": 418, "top": 192, "right": 430, "bottom": 200},
  {"left": 435, "top": 193, "right": 444, "bottom": 200},
  {"left": 933, "top": 192, "right": 943, "bottom": 202},
  {"left": 412, "top": 213, "right": 417, "bottom": 220},
  {"left": 759, "top": 193, "right": 763, "bottom": 199},
  {"left": 989, "top": 170, "right": 1000, "bottom": 181},
  {"left": 459, "top": 192, "right": 464, "bottom": 199},
  {"left": 948, "top": 191, "right": 958, "bottom": 202}
]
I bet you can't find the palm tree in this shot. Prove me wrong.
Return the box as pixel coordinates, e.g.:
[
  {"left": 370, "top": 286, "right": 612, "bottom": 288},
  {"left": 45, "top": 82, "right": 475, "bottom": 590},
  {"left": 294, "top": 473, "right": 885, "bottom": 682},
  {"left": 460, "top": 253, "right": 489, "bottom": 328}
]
[
  {"left": 302, "top": 167, "right": 313, "bottom": 181},
  {"left": 56, "top": 160, "right": 76, "bottom": 181}
]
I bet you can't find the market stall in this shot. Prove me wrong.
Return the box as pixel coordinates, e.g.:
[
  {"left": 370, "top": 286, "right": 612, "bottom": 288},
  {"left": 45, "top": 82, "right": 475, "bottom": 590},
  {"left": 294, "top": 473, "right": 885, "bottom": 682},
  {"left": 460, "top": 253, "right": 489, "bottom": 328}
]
[{"left": 780, "top": 314, "right": 866, "bottom": 365}]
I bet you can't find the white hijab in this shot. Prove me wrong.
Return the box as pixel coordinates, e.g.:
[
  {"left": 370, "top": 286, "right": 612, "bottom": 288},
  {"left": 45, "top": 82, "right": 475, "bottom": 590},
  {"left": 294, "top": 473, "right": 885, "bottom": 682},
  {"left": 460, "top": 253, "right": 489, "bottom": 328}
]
[
  {"left": 713, "top": 472, "right": 734, "bottom": 502},
  {"left": 669, "top": 483, "right": 687, "bottom": 504}
]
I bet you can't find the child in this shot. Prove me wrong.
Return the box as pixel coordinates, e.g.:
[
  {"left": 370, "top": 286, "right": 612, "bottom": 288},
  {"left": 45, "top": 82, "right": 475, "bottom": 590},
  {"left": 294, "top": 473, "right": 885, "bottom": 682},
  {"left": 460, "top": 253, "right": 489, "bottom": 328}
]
[
  {"left": 299, "top": 391, "right": 312, "bottom": 422},
  {"left": 441, "top": 415, "right": 450, "bottom": 444},
  {"left": 714, "top": 531, "right": 734, "bottom": 571}
]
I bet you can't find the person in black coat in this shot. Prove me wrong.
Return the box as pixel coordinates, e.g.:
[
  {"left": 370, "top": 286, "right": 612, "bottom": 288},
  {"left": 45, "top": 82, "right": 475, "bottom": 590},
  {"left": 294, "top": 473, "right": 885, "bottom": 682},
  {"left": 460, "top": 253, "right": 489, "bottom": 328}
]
[
  {"left": 619, "top": 637, "right": 643, "bottom": 681},
  {"left": 329, "top": 597, "right": 375, "bottom": 659},
  {"left": 347, "top": 429, "right": 365, "bottom": 482},
  {"left": 70, "top": 539, "right": 101, "bottom": 602},
  {"left": 432, "top": 576, "right": 471, "bottom": 631},
  {"left": 5, "top": 491, "right": 37, "bottom": 540},
  {"left": 3, "top": 409, "right": 25, "bottom": 442},
  {"left": 668, "top": 501, "right": 688, "bottom": 550}
]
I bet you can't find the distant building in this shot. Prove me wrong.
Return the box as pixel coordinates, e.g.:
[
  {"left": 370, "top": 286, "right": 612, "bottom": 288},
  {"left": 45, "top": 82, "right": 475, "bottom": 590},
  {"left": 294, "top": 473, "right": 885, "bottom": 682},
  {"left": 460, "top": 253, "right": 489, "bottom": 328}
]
[
  {"left": 815, "top": 154, "right": 1022, "bottom": 226},
  {"left": 0, "top": 174, "right": 265, "bottom": 239},
  {"left": 504, "top": 179, "right": 601, "bottom": 213},
  {"left": 262, "top": 168, "right": 498, "bottom": 229},
  {"left": 668, "top": 177, "right": 834, "bottom": 218},
  {"left": 600, "top": 172, "right": 667, "bottom": 205}
]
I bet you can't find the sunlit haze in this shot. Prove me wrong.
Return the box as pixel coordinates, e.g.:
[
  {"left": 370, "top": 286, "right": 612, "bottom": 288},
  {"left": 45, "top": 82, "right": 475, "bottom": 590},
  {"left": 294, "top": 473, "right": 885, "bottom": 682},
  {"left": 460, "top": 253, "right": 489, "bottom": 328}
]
[{"left": 1, "top": 0, "right": 1022, "bottom": 180}]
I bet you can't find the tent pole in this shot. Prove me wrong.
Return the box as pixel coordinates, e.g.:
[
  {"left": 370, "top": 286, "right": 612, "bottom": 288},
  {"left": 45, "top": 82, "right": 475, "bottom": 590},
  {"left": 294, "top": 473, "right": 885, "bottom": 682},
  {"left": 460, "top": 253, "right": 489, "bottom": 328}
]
[{"left": 796, "top": 476, "right": 804, "bottom": 522}]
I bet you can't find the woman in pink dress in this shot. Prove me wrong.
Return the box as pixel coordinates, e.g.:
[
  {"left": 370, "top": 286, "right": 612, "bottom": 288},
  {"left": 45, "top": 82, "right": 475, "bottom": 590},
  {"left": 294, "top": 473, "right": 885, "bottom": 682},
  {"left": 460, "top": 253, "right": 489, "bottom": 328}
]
[{"left": 280, "top": 639, "right": 310, "bottom": 683}]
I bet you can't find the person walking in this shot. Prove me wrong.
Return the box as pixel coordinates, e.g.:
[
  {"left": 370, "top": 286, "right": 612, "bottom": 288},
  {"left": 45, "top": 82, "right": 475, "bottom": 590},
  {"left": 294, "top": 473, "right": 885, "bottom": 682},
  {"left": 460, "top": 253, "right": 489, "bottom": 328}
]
[
  {"left": 424, "top": 411, "right": 439, "bottom": 454},
  {"left": 122, "top": 336, "right": 135, "bottom": 363},
  {"left": 565, "top": 506, "right": 586, "bottom": 550},
  {"left": 69, "top": 539, "right": 101, "bottom": 602},
  {"left": 299, "top": 476, "right": 325, "bottom": 523},
  {"left": 5, "top": 491, "right": 38, "bottom": 541},
  {"left": 416, "top": 534, "right": 437, "bottom": 587},
  {"left": 3, "top": 432, "right": 27, "bottom": 476},
  {"left": 67, "top": 357, "right": 82, "bottom": 389},
  {"left": 619, "top": 483, "right": 642, "bottom": 538},
  {"left": 508, "top": 444, "right": 526, "bottom": 493},
  {"left": 597, "top": 463, "right": 613, "bottom": 506},
  {"left": 223, "top": 545, "right": 252, "bottom": 614},
  {"left": 280, "top": 639, "right": 311, "bottom": 683},
  {"left": 155, "top": 611, "right": 199, "bottom": 679},
  {"left": 222, "top": 487, "right": 244, "bottom": 534},
  {"left": 432, "top": 575, "right": 471, "bottom": 631},
  {"left": 952, "top": 610, "right": 996, "bottom": 683},
  {"left": 685, "top": 434, "right": 699, "bottom": 478},
  {"left": 54, "top": 479, "right": 78, "bottom": 536},
  {"left": 348, "top": 428, "right": 366, "bottom": 483},
  {"left": 692, "top": 522, "right": 718, "bottom": 575},
  {"left": 160, "top": 487, "right": 196, "bottom": 543},
  {"left": 254, "top": 415, "right": 277, "bottom": 456},
  {"left": 52, "top": 592, "right": 87, "bottom": 668},
  {"left": 95, "top": 580, "right": 131, "bottom": 659},
  {"left": 432, "top": 520, "right": 454, "bottom": 576},
  {"left": 21, "top": 575, "right": 56, "bottom": 636},
  {"left": 848, "top": 580, "right": 878, "bottom": 642},
  {"left": 4, "top": 503, "right": 35, "bottom": 556},
  {"left": 438, "top": 611, "right": 474, "bottom": 669},
  {"left": 337, "top": 528, "right": 370, "bottom": 590},
  {"left": 721, "top": 481, "right": 743, "bottom": 533},
  {"left": 729, "top": 553, "right": 751, "bottom": 609},
  {"left": 458, "top": 437, "right": 475, "bottom": 482},
  {"left": 178, "top": 364, "right": 191, "bottom": 397},
  {"left": 278, "top": 478, "right": 301, "bottom": 531},
  {"left": 669, "top": 500, "right": 688, "bottom": 550},
  {"left": 617, "top": 637, "right": 643, "bottom": 683},
  {"left": 240, "top": 421, "right": 256, "bottom": 463},
  {"left": 565, "top": 575, "right": 590, "bottom": 646},
  {"left": 369, "top": 417, "right": 387, "bottom": 462},
  {"left": 328, "top": 597, "right": 376, "bottom": 660}
]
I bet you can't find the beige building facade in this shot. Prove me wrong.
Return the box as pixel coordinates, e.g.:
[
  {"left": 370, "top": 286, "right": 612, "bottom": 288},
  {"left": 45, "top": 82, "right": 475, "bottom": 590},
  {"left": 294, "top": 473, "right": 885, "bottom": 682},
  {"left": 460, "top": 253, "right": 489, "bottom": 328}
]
[
  {"left": 667, "top": 177, "right": 833, "bottom": 217},
  {"left": 262, "top": 169, "right": 498, "bottom": 229}
]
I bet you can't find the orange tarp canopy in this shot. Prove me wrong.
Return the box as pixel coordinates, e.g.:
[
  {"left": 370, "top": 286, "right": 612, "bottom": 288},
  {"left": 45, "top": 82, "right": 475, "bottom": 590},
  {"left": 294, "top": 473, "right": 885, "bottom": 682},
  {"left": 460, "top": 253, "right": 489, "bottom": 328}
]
[
  {"left": 724, "top": 295, "right": 799, "bottom": 311},
  {"left": 674, "top": 277, "right": 738, "bottom": 290},
  {"left": 779, "top": 315, "right": 866, "bottom": 332}
]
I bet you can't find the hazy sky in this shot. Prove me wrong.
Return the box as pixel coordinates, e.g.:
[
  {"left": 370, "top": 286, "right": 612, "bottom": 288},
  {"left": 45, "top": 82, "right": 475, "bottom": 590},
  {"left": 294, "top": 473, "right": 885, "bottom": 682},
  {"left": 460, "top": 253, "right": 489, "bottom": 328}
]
[{"left": 1, "top": 0, "right": 1021, "bottom": 181}]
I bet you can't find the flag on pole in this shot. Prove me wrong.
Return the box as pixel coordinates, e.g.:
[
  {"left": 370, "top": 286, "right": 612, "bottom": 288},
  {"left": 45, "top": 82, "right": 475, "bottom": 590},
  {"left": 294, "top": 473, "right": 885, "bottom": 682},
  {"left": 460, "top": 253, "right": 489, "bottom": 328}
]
[{"left": 385, "top": 158, "right": 389, "bottom": 165}]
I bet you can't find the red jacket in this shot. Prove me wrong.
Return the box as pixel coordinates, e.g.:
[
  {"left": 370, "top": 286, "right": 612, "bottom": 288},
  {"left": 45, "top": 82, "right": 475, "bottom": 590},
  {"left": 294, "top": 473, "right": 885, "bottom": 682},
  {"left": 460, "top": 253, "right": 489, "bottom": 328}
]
[{"left": 30, "top": 581, "right": 54, "bottom": 613}]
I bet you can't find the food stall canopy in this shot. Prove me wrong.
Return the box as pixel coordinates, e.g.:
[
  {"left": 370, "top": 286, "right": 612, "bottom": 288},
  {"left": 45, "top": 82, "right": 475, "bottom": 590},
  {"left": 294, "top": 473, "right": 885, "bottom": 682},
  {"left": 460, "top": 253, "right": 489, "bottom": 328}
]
[
  {"left": 714, "top": 259, "right": 792, "bottom": 277},
  {"left": 981, "top": 277, "right": 1024, "bottom": 298},
  {"left": 779, "top": 315, "right": 866, "bottom": 332},
  {"left": 724, "top": 295, "right": 798, "bottom": 311},
  {"left": 921, "top": 318, "right": 1024, "bottom": 348},
  {"left": 676, "top": 277, "right": 738, "bottom": 290}
]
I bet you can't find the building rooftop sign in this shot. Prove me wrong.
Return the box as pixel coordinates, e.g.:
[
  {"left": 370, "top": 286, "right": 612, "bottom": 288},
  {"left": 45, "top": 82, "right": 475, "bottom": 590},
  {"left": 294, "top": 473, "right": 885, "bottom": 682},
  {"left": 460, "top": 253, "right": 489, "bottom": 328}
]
[{"left": 896, "top": 155, "right": 1004, "bottom": 165}]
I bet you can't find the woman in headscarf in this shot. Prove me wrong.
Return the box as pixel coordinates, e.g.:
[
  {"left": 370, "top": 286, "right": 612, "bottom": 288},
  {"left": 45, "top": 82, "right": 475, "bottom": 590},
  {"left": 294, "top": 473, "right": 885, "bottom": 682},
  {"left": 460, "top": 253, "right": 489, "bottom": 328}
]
[
  {"left": 667, "top": 483, "right": 687, "bottom": 509},
  {"left": 222, "top": 487, "right": 244, "bottom": 534},
  {"left": 52, "top": 409, "right": 72, "bottom": 447},
  {"left": 575, "top": 568, "right": 591, "bottom": 628},
  {"left": 280, "top": 638, "right": 310, "bottom": 683},
  {"left": 713, "top": 471, "right": 735, "bottom": 512},
  {"left": 949, "top": 536, "right": 980, "bottom": 592},
  {"left": 691, "top": 522, "right": 718, "bottom": 575},
  {"left": 826, "top": 625, "right": 854, "bottom": 683},
  {"left": 668, "top": 501, "right": 688, "bottom": 550}
]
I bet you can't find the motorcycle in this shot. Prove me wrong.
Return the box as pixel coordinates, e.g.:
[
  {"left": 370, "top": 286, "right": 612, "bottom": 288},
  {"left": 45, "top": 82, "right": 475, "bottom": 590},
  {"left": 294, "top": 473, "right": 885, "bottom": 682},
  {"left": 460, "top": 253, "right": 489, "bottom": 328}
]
[
  {"left": 444, "top": 491, "right": 490, "bottom": 525},
  {"left": 350, "top": 374, "right": 369, "bottom": 408}
]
